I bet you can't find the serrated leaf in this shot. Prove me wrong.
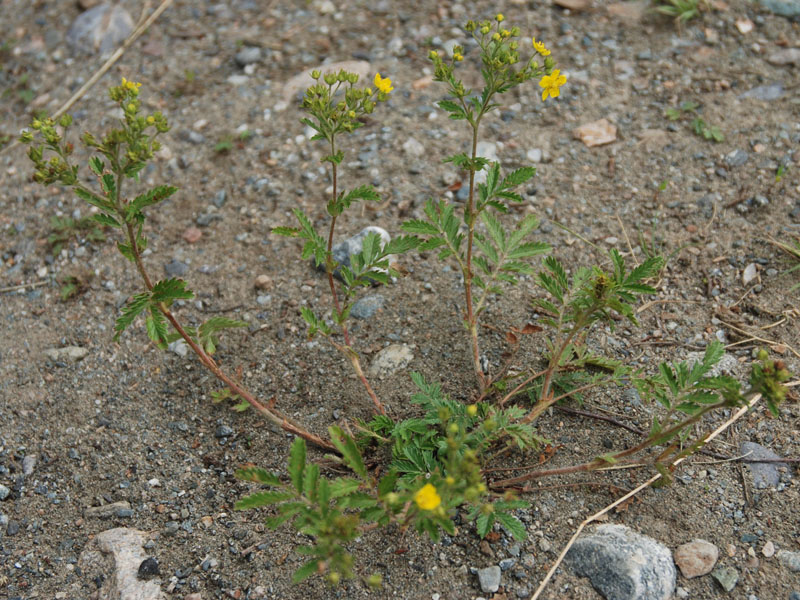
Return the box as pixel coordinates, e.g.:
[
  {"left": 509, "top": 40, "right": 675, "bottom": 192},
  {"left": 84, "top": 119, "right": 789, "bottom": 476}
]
[
  {"left": 234, "top": 490, "right": 295, "bottom": 510},
  {"left": 302, "top": 463, "right": 320, "bottom": 502},
  {"left": 88, "top": 156, "right": 104, "bottom": 176},
  {"left": 146, "top": 308, "right": 169, "bottom": 348},
  {"left": 235, "top": 466, "right": 282, "bottom": 486},
  {"left": 75, "top": 187, "right": 114, "bottom": 212},
  {"left": 402, "top": 219, "right": 439, "bottom": 236},
  {"left": 288, "top": 437, "right": 306, "bottom": 494},
  {"left": 292, "top": 560, "right": 321, "bottom": 584},
  {"left": 329, "top": 426, "right": 368, "bottom": 481},
  {"left": 125, "top": 185, "right": 178, "bottom": 221},
  {"left": 272, "top": 226, "right": 300, "bottom": 237},
  {"left": 151, "top": 278, "right": 194, "bottom": 304},
  {"left": 329, "top": 478, "right": 361, "bottom": 498},
  {"left": 114, "top": 291, "right": 151, "bottom": 340},
  {"left": 502, "top": 166, "right": 536, "bottom": 188},
  {"left": 232, "top": 400, "right": 250, "bottom": 412},
  {"left": 476, "top": 512, "right": 493, "bottom": 538},
  {"left": 92, "top": 213, "right": 121, "bottom": 228},
  {"left": 495, "top": 512, "right": 527, "bottom": 541}
]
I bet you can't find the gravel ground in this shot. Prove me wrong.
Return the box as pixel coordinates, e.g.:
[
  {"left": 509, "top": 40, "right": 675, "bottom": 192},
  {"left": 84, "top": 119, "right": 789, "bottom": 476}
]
[{"left": 1, "top": 0, "right": 799, "bottom": 599}]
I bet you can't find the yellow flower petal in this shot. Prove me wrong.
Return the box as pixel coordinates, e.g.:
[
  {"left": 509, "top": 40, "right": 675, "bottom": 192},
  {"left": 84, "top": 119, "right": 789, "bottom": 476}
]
[{"left": 414, "top": 483, "right": 442, "bottom": 511}]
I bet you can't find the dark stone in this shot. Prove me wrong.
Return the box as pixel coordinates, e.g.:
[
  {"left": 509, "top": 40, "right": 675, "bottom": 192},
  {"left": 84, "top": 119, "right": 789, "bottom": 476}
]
[{"left": 137, "top": 556, "right": 160, "bottom": 580}]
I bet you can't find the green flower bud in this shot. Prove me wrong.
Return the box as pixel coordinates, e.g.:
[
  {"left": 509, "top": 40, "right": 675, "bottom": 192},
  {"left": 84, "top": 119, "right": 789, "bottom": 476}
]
[
  {"left": 324, "top": 72, "right": 337, "bottom": 85},
  {"left": 59, "top": 114, "right": 73, "bottom": 128},
  {"left": 465, "top": 20, "right": 476, "bottom": 32},
  {"left": 544, "top": 56, "right": 555, "bottom": 70},
  {"left": 19, "top": 131, "right": 33, "bottom": 144},
  {"left": 447, "top": 422, "right": 459, "bottom": 435},
  {"left": 311, "top": 69, "right": 321, "bottom": 79}
]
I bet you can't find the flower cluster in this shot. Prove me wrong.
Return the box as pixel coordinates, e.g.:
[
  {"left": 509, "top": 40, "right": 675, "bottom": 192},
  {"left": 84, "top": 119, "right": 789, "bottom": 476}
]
[{"left": 302, "top": 69, "right": 392, "bottom": 140}]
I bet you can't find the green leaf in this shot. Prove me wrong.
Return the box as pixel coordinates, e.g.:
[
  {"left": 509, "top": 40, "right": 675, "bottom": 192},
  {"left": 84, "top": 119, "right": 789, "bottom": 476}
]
[
  {"left": 502, "top": 166, "right": 536, "bottom": 188},
  {"left": 92, "top": 213, "right": 121, "bottom": 228},
  {"left": 495, "top": 512, "right": 527, "bottom": 541},
  {"left": 150, "top": 278, "right": 195, "bottom": 304},
  {"left": 198, "top": 316, "right": 248, "bottom": 354},
  {"left": 329, "top": 426, "right": 368, "bottom": 481},
  {"left": 145, "top": 308, "right": 169, "bottom": 348},
  {"left": 292, "top": 559, "right": 321, "bottom": 584},
  {"left": 75, "top": 187, "right": 114, "bottom": 212},
  {"left": 114, "top": 291, "right": 151, "bottom": 340},
  {"left": 125, "top": 185, "right": 178, "bottom": 221},
  {"left": 302, "top": 463, "right": 320, "bottom": 502},
  {"left": 272, "top": 226, "right": 300, "bottom": 237},
  {"left": 329, "top": 478, "right": 361, "bottom": 498},
  {"left": 402, "top": 219, "right": 439, "bottom": 236},
  {"left": 476, "top": 512, "right": 494, "bottom": 538},
  {"left": 377, "top": 471, "right": 399, "bottom": 497},
  {"left": 88, "top": 156, "right": 104, "bottom": 176},
  {"left": 232, "top": 400, "right": 250, "bottom": 412},
  {"left": 100, "top": 173, "right": 116, "bottom": 196},
  {"left": 234, "top": 490, "right": 295, "bottom": 510},
  {"left": 235, "top": 466, "right": 282, "bottom": 486},
  {"left": 288, "top": 437, "right": 306, "bottom": 494}
]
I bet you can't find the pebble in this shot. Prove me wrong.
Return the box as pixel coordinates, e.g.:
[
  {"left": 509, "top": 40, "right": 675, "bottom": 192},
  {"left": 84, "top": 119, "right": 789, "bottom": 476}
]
[
  {"left": 84, "top": 501, "right": 131, "bottom": 519},
  {"left": 742, "top": 263, "right": 758, "bottom": 286},
  {"left": 168, "top": 340, "right": 189, "bottom": 358},
  {"left": 350, "top": 294, "right": 385, "bottom": 319},
  {"left": 711, "top": 566, "right": 739, "bottom": 592},
  {"left": 368, "top": 344, "right": 414, "bottom": 378},
  {"left": 565, "top": 524, "right": 675, "bottom": 600},
  {"left": 402, "top": 137, "right": 425, "bottom": 158},
  {"left": 254, "top": 274, "right": 272, "bottom": 290},
  {"left": 165, "top": 259, "right": 189, "bottom": 277},
  {"left": 674, "top": 539, "right": 719, "bottom": 578},
  {"left": 215, "top": 424, "right": 234, "bottom": 438},
  {"left": 790, "top": 592, "right": 800, "bottom": 600},
  {"left": 767, "top": 48, "right": 800, "bottom": 65},
  {"left": 137, "top": 556, "right": 160, "bottom": 580},
  {"left": 778, "top": 550, "right": 800, "bottom": 572},
  {"left": 725, "top": 149, "right": 749, "bottom": 167},
  {"left": 22, "top": 455, "right": 36, "bottom": 476},
  {"left": 527, "top": 148, "right": 543, "bottom": 163},
  {"left": 0, "top": 485, "right": 10, "bottom": 500},
  {"left": 739, "top": 84, "right": 785, "bottom": 101},
  {"left": 213, "top": 189, "right": 227, "bottom": 207},
  {"left": 43, "top": 346, "right": 89, "bottom": 363},
  {"left": 234, "top": 46, "right": 261, "bottom": 67},
  {"left": 477, "top": 565, "right": 502, "bottom": 594},
  {"left": 499, "top": 558, "right": 516, "bottom": 571},
  {"left": 6, "top": 520, "right": 20, "bottom": 536},
  {"left": 755, "top": 0, "right": 800, "bottom": 16},
  {"left": 67, "top": 3, "right": 133, "bottom": 54},
  {"left": 573, "top": 119, "right": 617, "bottom": 147},
  {"left": 182, "top": 227, "right": 202, "bottom": 243},
  {"left": 740, "top": 441, "right": 789, "bottom": 489}
]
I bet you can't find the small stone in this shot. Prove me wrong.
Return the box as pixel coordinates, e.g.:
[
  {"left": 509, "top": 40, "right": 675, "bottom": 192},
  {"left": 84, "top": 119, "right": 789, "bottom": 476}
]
[
  {"left": 351, "top": 294, "right": 385, "bottom": 319},
  {"left": 0, "top": 485, "right": 10, "bottom": 500},
  {"left": 324, "top": 226, "right": 392, "bottom": 275},
  {"left": 137, "top": 556, "right": 160, "bottom": 580},
  {"left": 85, "top": 501, "right": 132, "bottom": 519},
  {"left": 22, "top": 455, "right": 36, "bottom": 476},
  {"left": 499, "top": 558, "right": 516, "bottom": 570},
  {"left": 148, "top": 478, "right": 161, "bottom": 488},
  {"left": 790, "top": 592, "right": 800, "bottom": 600},
  {"left": 740, "top": 441, "right": 789, "bottom": 489},
  {"left": 254, "top": 275, "right": 272, "bottom": 290},
  {"left": 234, "top": 46, "right": 261, "bottom": 67},
  {"left": 762, "top": 541, "right": 775, "bottom": 558},
  {"left": 527, "top": 148, "right": 543, "bottom": 163},
  {"left": 778, "top": 550, "right": 800, "bottom": 572},
  {"left": 6, "top": 520, "right": 20, "bottom": 536},
  {"left": 402, "top": 137, "right": 425, "bottom": 158},
  {"left": 573, "top": 119, "right": 617, "bottom": 147},
  {"left": 711, "top": 566, "right": 739, "bottom": 592},
  {"left": 477, "top": 566, "right": 502, "bottom": 594},
  {"left": 182, "top": 227, "right": 202, "bottom": 243},
  {"left": 67, "top": 3, "right": 134, "bottom": 54},
  {"left": 215, "top": 425, "right": 234, "bottom": 438},
  {"left": 674, "top": 539, "right": 719, "bottom": 578},
  {"left": 185, "top": 594, "right": 203, "bottom": 600},
  {"left": 725, "top": 149, "right": 749, "bottom": 167},
  {"left": 742, "top": 263, "right": 758, "bottom": 286},
  {"left": 168, "top": 340, "right": 189, "bottom": 358},
  {"left": 368, "top": 344, "right": 414, "bottom": 379},
  {"left": 43, "top": 346, "right": 89, "bottom": 363},
  {"left": 164, "top": 259, "right": 189, "bottom": 277},
  {"left": 767, "top": 48, "right": 800, "bottom": 65},
  {"left": 739, "top": 84, "right": 785, "bottom": 101},
  {"left": 756, "top": 0, "right": 800, "bottom": 16}
]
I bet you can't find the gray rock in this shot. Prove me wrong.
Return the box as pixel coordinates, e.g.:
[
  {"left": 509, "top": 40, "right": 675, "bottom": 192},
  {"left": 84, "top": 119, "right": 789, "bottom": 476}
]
[
  {"left": 499, "top": 558, "right": 517, "bottom": 570},
  {"left": 711, "top": 566, "right": 738, "bottom": 592},
  {"left": 674, "top": 539, "right": 718, "bottom": 578},
  {"left": 85, "top": 501, "right": 132, "bottom": 519},
  {"left": 213, "top": 189, "right": 227, "bottom": 208},
  {"left": 767, "top": 48, "right": 800, "bottom": 65},
  {"left": 778, "top": 550, "right": 800, "bottom": 572},
  {"left": 725, "top": 149, "right": 749, "bottom": 167},
  {"left": 43, "top": 346, "right": 89, "bottom": 363},
  {"left": 790, "top": 592, "right": 800, "bottom": 600},
  {"left": 164, "top": 259, "right": 189, "bottom": 277},
  {"left": 477, "top": 565, "right": 502, "bottom": 594},
  {"left": 351, "top": 294, "right": 385, "bottom": 319},
  {"left": 22, "top": 455, "right": 36, "bottom": 476},
  {"left": 402, "top": 137, "right": 425, "bottom": 158},
  {"left": 67, "top": 4, "right": 134, "bottom": 54},
  {"left": 168, "top": 340, "right": 188, "bottom": 358},
  {"left": 0, "top": 485, "right": 9, "bottom": 500},
  {"left": 368, "top": 344, "right": 414, "bottom": 378},
  {"left": 331, "top": 226, "right": 391, "bottom": 270},
  {"left": 235, "top": 46, "right": 261, "bottom": 67},
  {"left": 756, "top": 0, "right": 800, "bottom": 16},
  {"left": 565, "top": 524, "right": 675, "bottom": 600},
  {"left": 6, "top": 520, "right": 20, "bottom": 536},
  {"left": 740, "top": 441, "right": 789, "bottom": 489},
  {"left": 739, "top": 84, "right": 785, "bottom": 101},
  {"left": 215, "top": 425, "right": 234, "bottom": 438},
  {"left": 137, "top": 556, "right": 160, "bottom": 580},
  {"left": 685, "top": 351, "right": 741, "bottom": 378}
]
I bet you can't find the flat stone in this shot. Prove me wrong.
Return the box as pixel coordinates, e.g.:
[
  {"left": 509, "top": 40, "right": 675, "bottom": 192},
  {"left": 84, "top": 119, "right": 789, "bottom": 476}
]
[
  {"left": 742, "top": 263, "right": 758, "bottom": 286},
  {"left": 711, "top": 566, "right": 738, "bottom": 592},
  {"left": 477, "top": 565, "right": 502, "bottom": 594},
  {"left": 43, "top": 346, "right": 89, "bottom": 363},
  {"left": 573, "top": 119, "right": 617, "bottom": 147},
  {"left": 565, "top": 524, "right": 675, "bottom": 600},
  {"left": 164, "top": 259, "right": 189, "bottom": 277},
  {"left": 740, "top": 441, "right": 789, "bottom": 489},
  {"left": 182, "top": 227, "right": 202, "bottom": 243},
  {"left": 767, "top": 48, "right": 800, "bottom": 65},
  {"left": 725, "top": 149, "right": 749, "bottom": 167},
  {"left": 0, "top": 485, "right": 9, "bottom": 500},
  {"left": 778, "top": 550, "right": 800, "bottom": 572},
  {"left": 67, "top": 3, "right": 134, "bottom": 54},
  {"left": 254, "top": 274, "right": 272, "bottom": 290},
  {"left": 85, "top": 501, "right": 131, "bottom": 519},
  {"left": 22, "top": 455, "right": 36, "bottom": 476},
  {"left": 215, "top": 425, "right": 234, "bottom": 438},
  {"left": 756, "top": 0, "right": 800, "bottom": 16},
  {"left": 739, "top": 84, "right": 785, "bottom": 101},
  {"left": 234, "top": 46, "right": 261, "bottom": 67},
  {"left": 674, "top": 539, "right": 718, "bottom": 578},
  {"left": 402, "top": 137, "right": 425, "bottom": 158},
  {"left": 350, "top": 294, "right": 385, "bottom": 319},
  {"left": 368, "top": 344, "right": 414, "bottom": 379}
]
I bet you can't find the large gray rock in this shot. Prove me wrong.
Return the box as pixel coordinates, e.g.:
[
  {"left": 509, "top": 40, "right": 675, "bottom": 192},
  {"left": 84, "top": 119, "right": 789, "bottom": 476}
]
[
  {"left": 565, "top": 524, "right": 676, "bottom": 600},
  {"left": 67, "top": 4, "right": 134, "bottom": 54},
  {"left": 740, "top": 441, "right": 789, "bottom": 489},
  {"left": 756, "top": 0, "right": 800, "bottom": 16}
]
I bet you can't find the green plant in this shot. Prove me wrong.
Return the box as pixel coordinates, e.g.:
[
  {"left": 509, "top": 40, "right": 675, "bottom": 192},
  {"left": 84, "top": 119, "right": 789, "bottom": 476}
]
[
  {"left": 19, "top": 15, "right": 791, "bottom": 590},
  {"left": 654, "top": 0, "right": 708, "bottom": 22},
  {"left": 47, "top": 214, "right": 107, "bottom": 256},
  {"left": 691, "top": 117, "right": 724, "bottom": 143}
]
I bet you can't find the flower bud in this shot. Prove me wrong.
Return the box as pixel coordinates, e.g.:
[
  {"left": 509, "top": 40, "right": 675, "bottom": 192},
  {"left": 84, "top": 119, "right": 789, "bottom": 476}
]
[
  {"left": 465, "top": 20, "right": 476, "bottom": 31},
  {"left": 59, "top": 114, "right": 73, "bottom": 128},
  {"left": 447, "top": 422, "right": 459, "bottom": 435},
  {"left": 429, "top": 50, "right": 439, "bottom": 60},
  {"left": 311, "top": 69, "right": 321, "bottom": 79},
  {"left": 324, "top": 72, "right": 337, "bottom": 85},
  {"left": 466, "top": 404, "right": 478, "bottom": 417},
  {"left": 496, "top": 13, "right": 505, "bottom": 22},
  {"left": 544, "top": 56, "right": 555, "bottom": 70}
]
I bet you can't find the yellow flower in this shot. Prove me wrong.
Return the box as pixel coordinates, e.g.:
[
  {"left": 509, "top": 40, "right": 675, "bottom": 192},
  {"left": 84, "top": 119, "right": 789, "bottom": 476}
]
[
  {"left": 467, "top": 404, "right": 478, "bottom": 417},
  {"left": 532, "top": 37, "right": 551, "bottom": 57},
  {"left": 121, "top": 77, "right": 142, "bottom": 92},
  {"left": 445, "top": 476, "right": 456, "bottom": 486},
  {"left": 146, "top": 116, "right": 155, "bottom": 125},
  {"left": 539, "top": 69, "right": 567, "bottom": 101},
  {"left": 453, "top": 53, "right": 464, "bottom": 62},
  {"left": 374, "top": 73, "right": 393, "bottom": 94},
  {"left": 414, "top": 483, "right": 442, "bottom": 511},
  {"left": 496, "top": 13, "right": 505, "bottom": 22}
]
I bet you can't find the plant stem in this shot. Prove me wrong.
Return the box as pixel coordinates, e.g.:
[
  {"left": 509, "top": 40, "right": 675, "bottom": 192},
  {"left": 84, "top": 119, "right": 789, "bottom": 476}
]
[
  {"left": 465, "top": 120, "right": 485, "bottom": 392},
  {"left": 111, "top": 179, "right": 335, "bottom": 452}
]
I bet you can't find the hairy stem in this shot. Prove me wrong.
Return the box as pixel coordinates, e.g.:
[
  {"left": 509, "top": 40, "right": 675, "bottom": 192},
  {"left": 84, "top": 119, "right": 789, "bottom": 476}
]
[{"left": 465, "top": 120, "right": 484, "bottom": 392}]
